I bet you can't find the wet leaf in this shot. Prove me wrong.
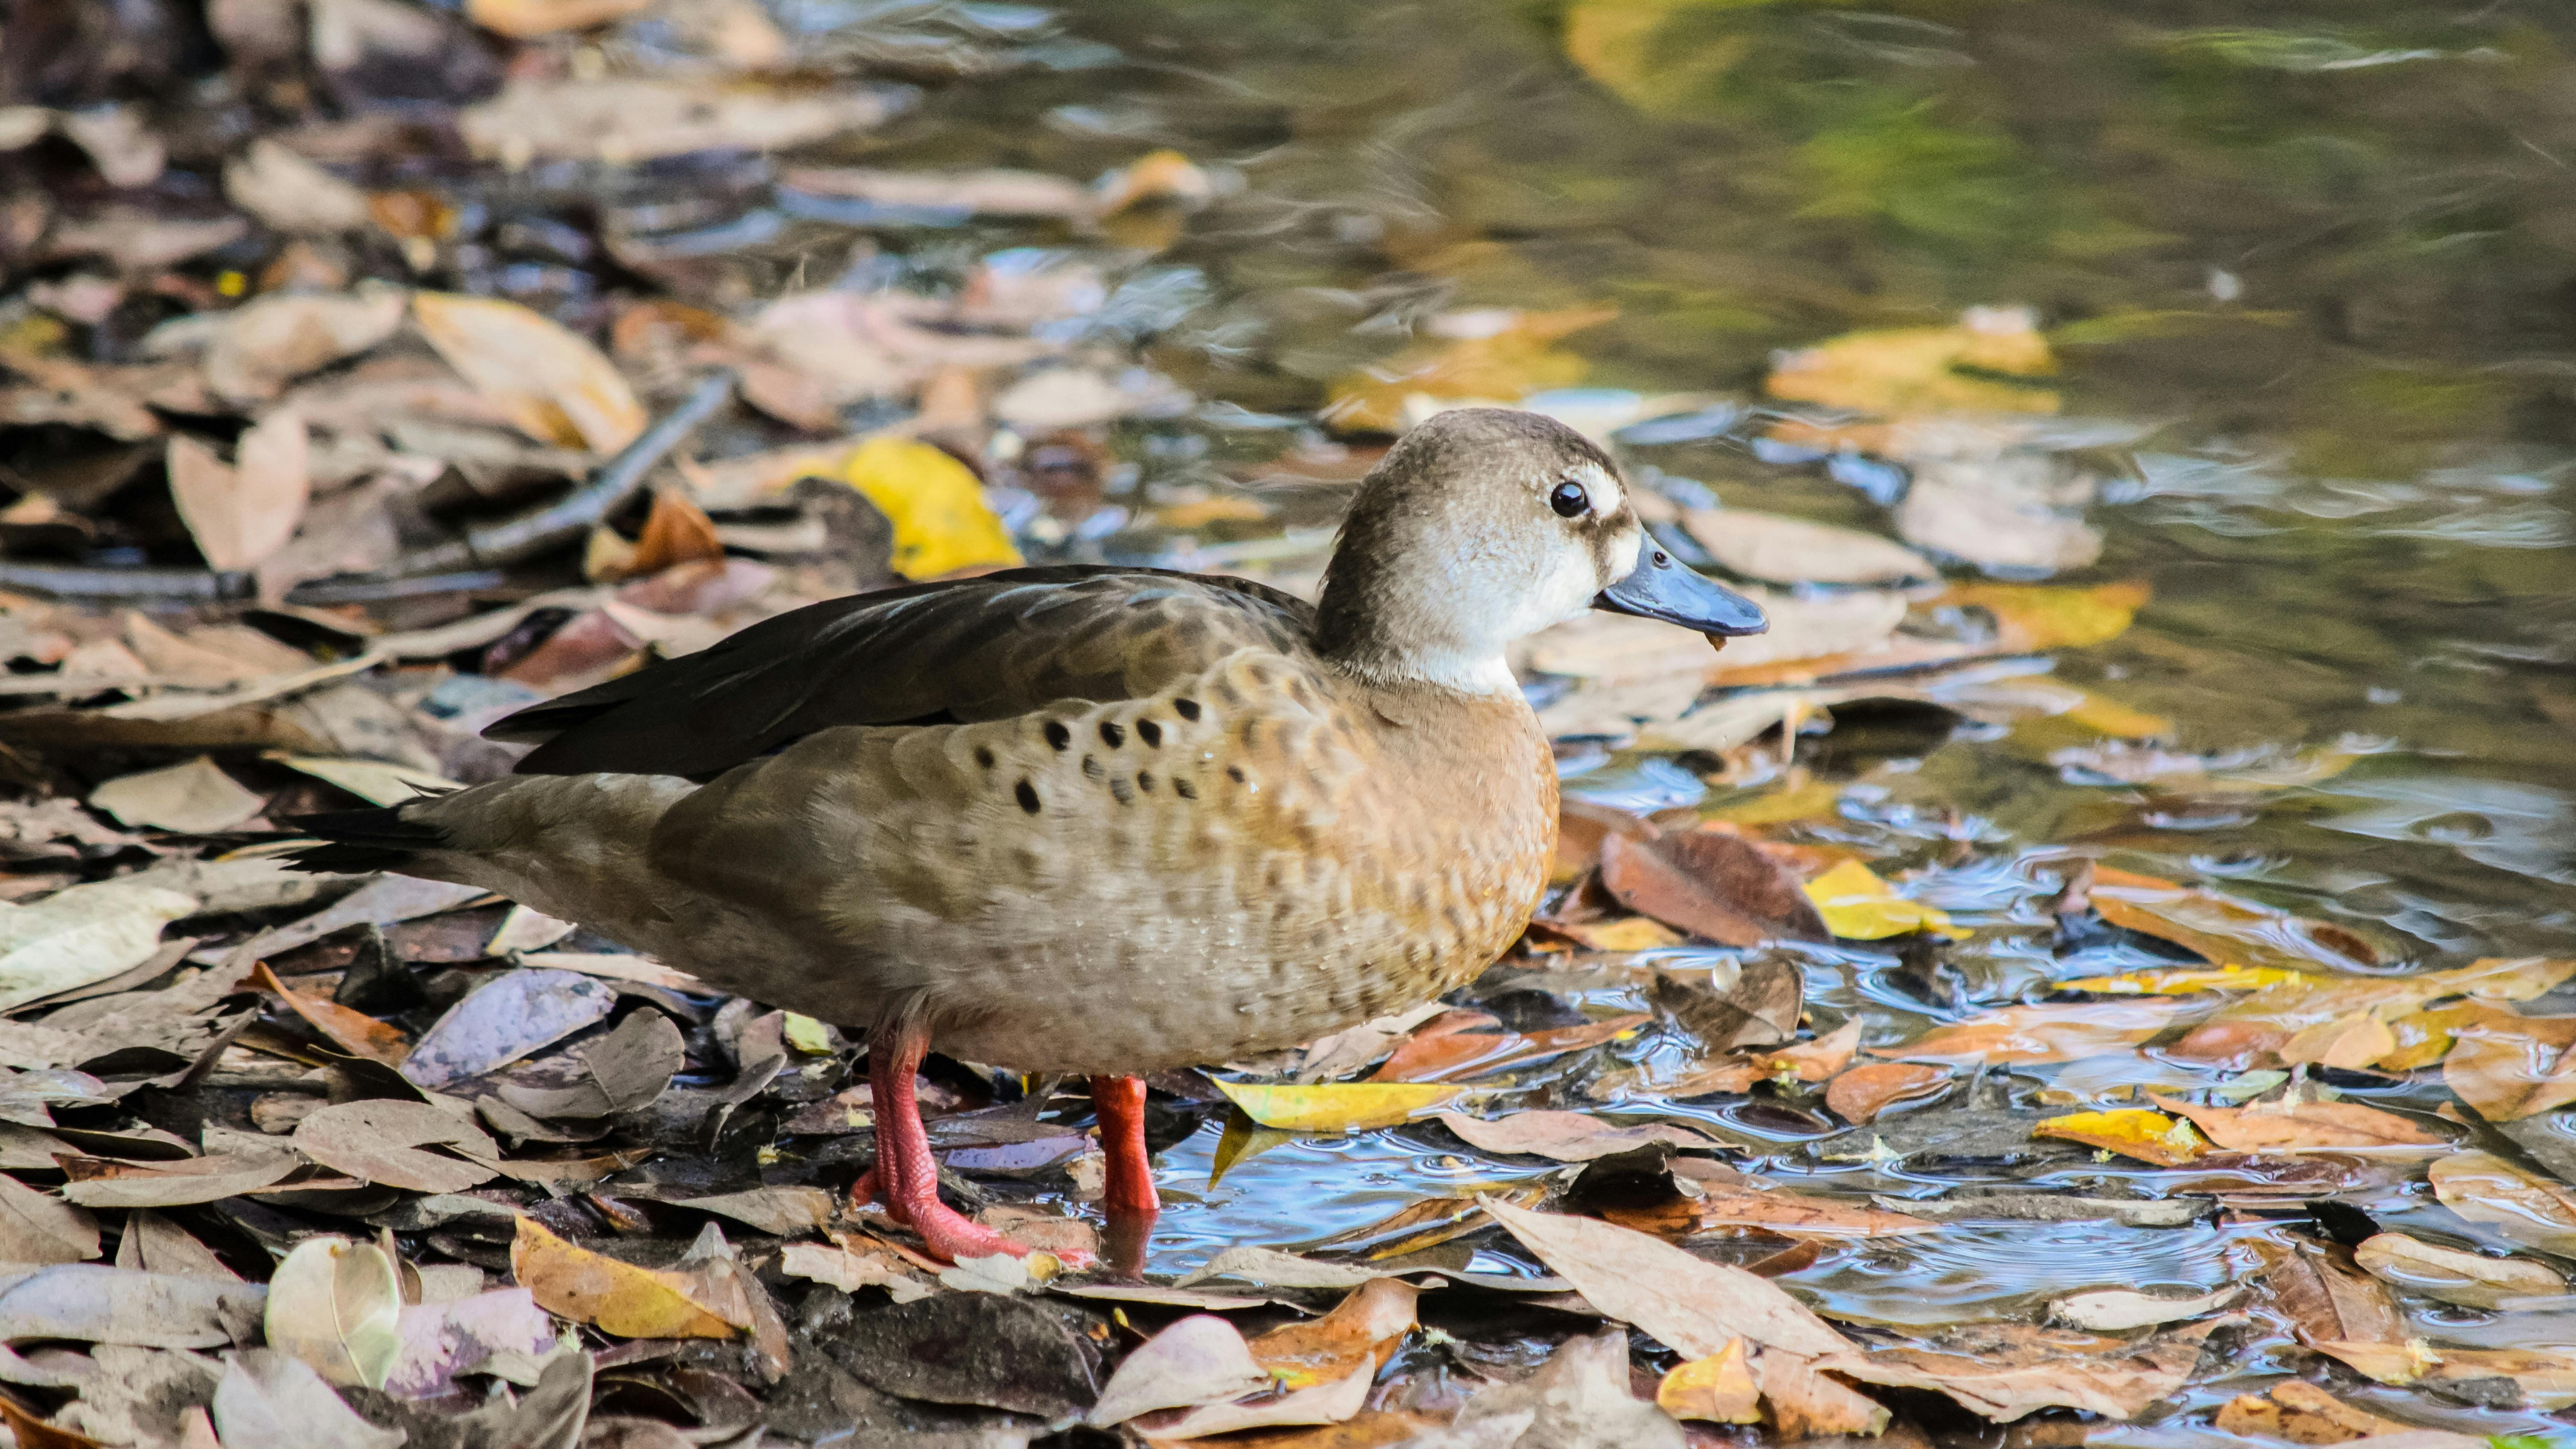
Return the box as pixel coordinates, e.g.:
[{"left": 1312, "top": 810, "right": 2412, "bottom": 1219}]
[
  {"left": 0, "top": 1174, "right": 96, "bottom": 1265},
  {"left": 1174, "top": 1248, "right": 1414, "bottom": 1291},
  {"left": 2428, "top": 1151, "right": 2576, "bottom": 1255},
  {"left": 2149, "top": 1094, "right": 2444, "bottom": 1152},
  {"left": 1682, "top": 508, "right": 1933, "bottom": 587},
  {"left": 2353, "top": 1231, "right": 2564, "bottom": 1309},
  {"left": 1600, "top": 831, "right": 1828, "bottom": 947},
  {"left": 253, "top": 961, "right": 411, "bottom": 1066},
  {"left": 2442, "top": 1010, "right": 2576, "bottom": 1122},
  {"left": 1449, "top": 1330, "right": 1687, "bottom": 1448},
  {"left": 293, "top": 1099, "right": 500, "bottom": 1194},
  {"left": 1820, "top": 1317, "right": 2236, "bottom": 1422},
  {"left": 2212, "top": 1380, "right": 2414, "bottom": 1444},
  {"left": 168, "top": 411, "right": 308, "bottom": 572},
  {"left": 1210, "top": 1080, "right": 1462, "bottom": 1132},
  {"left": 460, "top": 77, "right": 902, "bottom": 166},
  {"left": 1659, "top": 1336, "right": 1759, "bottom": 1423},
  {"left": 2248, "top": 1237, "right": 2403, "bottom": 1346},
  {"left": 1878, "top": 1000, "right": 2187, "bottom": 1065},
  {"left": 1144, "top": 1360, "right": 1374, "bottom": 1440},
  {"left": 1652, "top": 958, "right": 1801, "bottom": 1052},
  {"left": 1368, "top": 1010, "right": 1648, "bottom": 1083},
  {"left": 1825, "top": 1062, "right": 1950, "bottom": 1124},
  {"left": 1324, "top": 308, "right": 1614, "bottom": 433},
  {"left": 0, "top": 881, "right": 198, "bottom": 1013},
  {"left": 509, "top": 1216, "right": 741, "bottom": 1340},
  {"left": 2172, "top": 958, "right": 2576, "bottom": 1070},
  {"left": 88, "top": 757, "right": 266, "bottom": 833},
  {"left": 1432, "top": 1109, "right": 1722, "bottom": 1162},
  {"left": 210, "top": 1348, "right": 403, "bottom": 1449},
  {"left": 1939, "top": 581, "right": 2148, "bottom": 652},
  {"left": 412, "top": 292, "right": 646, "bottom": 453},
  {"left": 1481, "top": 1196, "right": 1850, "bottom": 1357},
  {"left": 2312, "top": 1340, "right": 2576, "bottom": 1409},
  {"left": 839, "top": 437, "right": 1022, "bottom": 579},
  {"left": 1752, "top": 1346, "right": 1891, "bottom": 1438},
  {"left": 467, "top": 0, "right": 650, "bottom": 38},
  {"left": 1088, "top": 1314, "right": 1272, "bottom": 1427},
  {"left": 402, "top": 968, "right": 618, "bottom": 1089},
  {"left": 1248, "top": 1277, "right": 1417, "bottom": 1389},
  {"left": 265, "top": 1236, "right": 401, "bottom": 1389},
  {"left": 1759, "top": 1019, "right": 1863, "bottom": 1082},
  {"left": 2087, "top": 867, "right": 2376, "bottom": 974},
  {"left": 2050, "top": 1285, "right": 2238, "bottom": 1331},
  {"left": 1766, "top": 309, "right": 2056, "bottom": 417},
  {"left": 1688, "top": 1182, "right": 1936, "bottom": 1238},
  {"left": 2032, "top": 1108, "right": 2210, "bottom": 1166},
  {"left": 2057, "top": 964, "right": 2309, "bottom": 996},
  {"left": 1897, "top": 454, "right": 2100, "bottom": 575},
  {"left": 1803, "top": 860, "right": 1966, "bottom": 941}
]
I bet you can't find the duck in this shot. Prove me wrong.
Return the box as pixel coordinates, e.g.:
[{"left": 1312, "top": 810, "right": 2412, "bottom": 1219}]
[{"left": 287, "top": 406, "right": 1766, "bottom": 1265}]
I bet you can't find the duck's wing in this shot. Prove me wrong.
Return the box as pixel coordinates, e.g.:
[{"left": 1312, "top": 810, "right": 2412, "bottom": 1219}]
[{"left": 491, "top": 566, "right": 1317, "bottom": 778}]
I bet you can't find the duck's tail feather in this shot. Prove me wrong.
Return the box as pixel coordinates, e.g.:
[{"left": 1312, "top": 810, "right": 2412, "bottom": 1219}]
[{"left": 280, "top": 805, "right": 451, "bottom": 875}]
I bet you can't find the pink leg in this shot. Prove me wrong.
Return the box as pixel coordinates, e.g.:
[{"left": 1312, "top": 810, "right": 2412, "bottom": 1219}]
[
  {"left": 866, "top": 1015, "right": 1032, "bottom": 1263},
  {"left": 1090, "top": 1075, "right": 1161, "bottom": 1216}
]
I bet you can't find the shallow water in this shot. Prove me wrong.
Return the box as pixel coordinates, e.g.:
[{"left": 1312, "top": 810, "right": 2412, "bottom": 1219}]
[{"left": 787, "top": 0, "right": 2576, "bottom": 1411}]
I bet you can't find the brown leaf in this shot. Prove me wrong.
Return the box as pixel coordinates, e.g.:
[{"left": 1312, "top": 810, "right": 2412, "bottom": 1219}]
[
  {"left": 596, "top": 489, "right": 726, "bottom": 583},
  {"left": 185, "top": 290, "right": 408, "bottom": 402},
  {"left": 1481, "top": 1196, "right": 1851, "bottom": 1357},
  {"left": 0, "top": 1173, "right": 96, "bottom": 1264},
  {"left": 2443, "top": 1010, "right": 2576, "bottom": 1122},
  {"left": 2313, "top": 1339, "right": 2576, "bottom": 1406},
  {"left": 1651, "top": 958, "right": 1803, "bottom": 1053},
  {"left": 1247, "top": 1277, "right": 1416, "bottom": 1388},
  {"left": 1752, "top": 1348, "right": 1890, "bottom": 1438},
  {"left": 1689, "top": 1183, "right": 1936, "bottom": 1238},
  {"left": 88, "top": 758, "right": 266, "bottom": 834},
  {"left": 467, "top": 0, "right": 652, "bottom": 39},
  {"left": 292, "top": 1099, "right": 499, "bottom": 1194},
  {"left": 167, "top": 413, "right": 309, "bottom": 571},
  {"left": 1821, "top": 1317, "right": 2235, "bottom": 1422},
  {"left": 1366, "top": 1010, "right": 1648, "bottom": 1083},
  {"left": 1826, "top": 1062, "right": 1950, "bottom": 1124},
  {"left": 2247, "top": 1237, "right": 2403, "bottom": 1346},
  {"left": 60, "top": 1153, "right": 303, "bottom": 1209},
  {"left": 1449, "top": 1331, "right": 1688, "bottom": 1448},
  {"left": 251, "top": 962, "right": 410, "bottom": 1066},
  {"left": 1682, "top": 508, "right": 1933, "bottom": 587},
  {"left": 1875, "top": 1000, "right": 2187, "bottom": 1065},
  {"left": 1758, "top": 1019, "right": 1861, "bottom": 1082},
  {"left": 412, "top": 292, "right": 645, "bottom": 453},
  {"left": 1085, "top": 1314, "right": 1271, "bottom": 1428},
  {"left": 2428, "top": 1150, "right": 2576, "bottom": 1255},
  {"left": 2212, "top": 1380, "right": 2410, "bottom": 1443},
  {"left": 2353, "top": 1231, "right": 2564, "bottom": 1309},
  {"left": 1553, "top": 799, "right": 1655, "bottom": 881},
  {"left": 2148, "top": 1094, "right": 2444, "bottom": 1152},
  {"left": 1601, "top": 831, "right": 1829, "bottom": 948},
  {"left": 1431, "top": 1109, "right": 1723, "bottom": 1163}
]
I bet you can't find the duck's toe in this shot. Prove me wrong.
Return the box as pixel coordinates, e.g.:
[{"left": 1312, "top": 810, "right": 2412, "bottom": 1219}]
[{"left": 910, "top": 1201, "right": 1092, "bottom": 1269}]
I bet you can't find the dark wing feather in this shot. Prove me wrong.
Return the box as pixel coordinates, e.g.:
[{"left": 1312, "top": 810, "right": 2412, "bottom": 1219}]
[{"left": 493, "top": 566, "right": 1316, "bottom": 778}]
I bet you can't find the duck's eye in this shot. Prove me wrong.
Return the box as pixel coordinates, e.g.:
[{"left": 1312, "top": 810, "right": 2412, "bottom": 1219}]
[{"left": 1549, "top": 481, "right": 1589, "bottom": 518}]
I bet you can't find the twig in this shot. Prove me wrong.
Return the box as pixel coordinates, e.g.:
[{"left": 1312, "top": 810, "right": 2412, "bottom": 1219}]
[
  {"left": 286, "top": 569, "right": 505, "bottom": 605},
  {"left": 287, "top": 370, "right": 737, "bottom": 597},
  {"left": 0, "top": 563, "right": 254, "bottom": 602}
]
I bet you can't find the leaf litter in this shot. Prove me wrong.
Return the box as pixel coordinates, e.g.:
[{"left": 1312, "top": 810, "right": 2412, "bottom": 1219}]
[{"left": 0, "top": 2, "right": 2567, "bottom": 1446}]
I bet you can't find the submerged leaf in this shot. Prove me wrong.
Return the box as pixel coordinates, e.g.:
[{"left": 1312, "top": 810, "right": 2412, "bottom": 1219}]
[
  {"left": 1600, "top": 830, "right": 1829, "bottom": 947},
  {"left": 2149, "top": 1094, "right": 2444, "bottom": 1152},
  {"left": 2429, "top": 1151, "right": 2576, "bottom": 1255},
  {"left": 1481, "top": 1196, "right": 1850, "bottom": 1357},
  {"left": 1803, "top": 859, "right": 1966, "bottom": 941},
  {"left": 2354, "top": 1231, "right": 2564, "bottom": 1309},
  {"left": 1879, "top": 1000, "right": 2187, "bottom": 1066}
]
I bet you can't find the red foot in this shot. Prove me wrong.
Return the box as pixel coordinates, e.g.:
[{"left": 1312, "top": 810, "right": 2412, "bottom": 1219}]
[
  {"left": 1091, "top": 1074, "right": 1162, "bottom": 1217},
  {"left": 866, "top": 1013, "right": 1070, "bottom": 1264}
]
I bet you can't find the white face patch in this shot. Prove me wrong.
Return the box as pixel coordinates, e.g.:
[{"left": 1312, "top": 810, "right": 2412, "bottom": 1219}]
[{"left": 1550, "top": 461, "right": 1621, "bottom": 517}]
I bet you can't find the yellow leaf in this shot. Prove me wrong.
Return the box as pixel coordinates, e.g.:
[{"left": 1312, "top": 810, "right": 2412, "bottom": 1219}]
[
  {"left": 2058, "top": 964, "right": 2309, "bottom": 997},
  {"left": 1939, "top": 581, "right": 2149, "bottom": 651},
  {"left": 1210, "top": 1080, "right": 1462, "bottom": 1132},
  {"left": 1705, "top": 778, "right": 1843, "bottom": 828},
  {"left": 781, "top": 1013, "right": 834, "bottom": 1055},
  {"left": 1767, "top": 313, "right": 2057, "bottom": 418},
  {"left": 2058, "top": 690, "right": 2171, "bottom": 740},
  {"left": 413, "top": 292, "right": 645, "bottom": 453},
  {"left": 2087, "top": 866, "right": 2378, "bottom": 975},
  {"left": 2032, "top": 1108, "right": 2208, "bottom": 1166},
  {"left": 1551, "top": 916, "right": 1684, "bottom": 952},
  {"left": 1323, "top": 308, "right": 1614, "bottom": 434},
  {"left": 840, "top": 436, "right": 1023, "bottom": 578},
  {"left": 1659, "top": 1336, "right": 1761, "bottom": 1423},
  {"left": 509, "top": 1216, "right": 740, "bottom": 1340},
  {"left": 1803, "top": 859, "right": 1966, "bottom": 941}
]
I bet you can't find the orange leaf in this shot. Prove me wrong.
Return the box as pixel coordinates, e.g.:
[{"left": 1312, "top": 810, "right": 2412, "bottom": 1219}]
[
  {"left": 251, "top": 962, "right": 410, "bottom": 1067},
  {"left": 2032, "top": 1108, "right": 2208, "bottom": 1166},
  {"left": 2148, "top": 1094, "right": 2443, "bottom": 1151}
]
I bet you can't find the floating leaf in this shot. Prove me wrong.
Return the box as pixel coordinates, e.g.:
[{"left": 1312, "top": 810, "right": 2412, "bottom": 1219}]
[
  {"left": 1879, "top": 1001, "right": 2189, "bottom": 1065},
  {"left": 2087, "top": 867, "right": 2376, "bottom": 974},
  {"left": 2148, "top": 1094, "right": 2443, "bottom": 1152},
  {"left": 2442, "top": 1009, "right": 2576, "bottom": 1122},
  {"left": 1323, "top": 308, "right": 1614, "bottom": 433},
  {"left": 1821, "top": 1318, "right": 2236, "bottom": 1423},
  {"left": 2428, "top": 1151, "right": 2576, "bottom": 1255},
  {"left": 1824, "top": 1062, "right": 1950, "bottom": 1124},
  {"left": 2032, "top": 1108, "right": 2209, "bottom": 1166},
  {"left": 2213, "top": 1380, "right": 2415, "bottom": 1442},
  {"left": 264, "top": 1236, "right": 401, "bottom": 1390},
  {"left": 2051, "top": 1285, "right": 2238, "bottom": 1331},
  {"left": 412, "top": 292, "right": 645, "bottom": 453},
  {"left": 2354, "top": 1231, "right": 2564, "bottom": 1310},
  {"left": 508, "top": 1216, "right": 741, "bottom": 1340},
  {"left": 1803, "top": 860, "right": 1966, "bottom": 941},
  {"left": 2056, "top": 964, "right": 2308, "bottom": 996},
  {"left": 1766, "top": 310, "right": 2057, "bottom": 418},
  {"left": 1209, "top": 1080, "right": 1461, "bottom": 1132},
  {"left": 1681, "top": 509, "right": 1933, "bottom": 587},
  {"left": 1939, "top": 581, "right": 2149, "bottom": 652},
  {"left": 1480, "top": 1196, "right": 1851, "bottom": 1357},
  {"left": 839, "top": 436, "right": 1022, "bottom": 579},
  {"left": 2312, "top": 1340, "right": 2576, "bottom": 1409},
  {"left": 1432, "top": 1109, "right": 1722, "bottom": 1162}
]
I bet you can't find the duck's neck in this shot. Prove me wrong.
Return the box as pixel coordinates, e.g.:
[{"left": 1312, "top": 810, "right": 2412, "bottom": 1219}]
[{"left": 1314, "top": 580, "right": 1521, "bottom": 698}]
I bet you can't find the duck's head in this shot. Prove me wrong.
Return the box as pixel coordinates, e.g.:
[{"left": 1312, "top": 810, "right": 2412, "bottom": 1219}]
[{"left": 1314, "top": 407, "right": 1767, "bottom": 695}]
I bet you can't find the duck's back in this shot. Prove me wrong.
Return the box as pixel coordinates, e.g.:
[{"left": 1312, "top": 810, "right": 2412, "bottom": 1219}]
[{"left": 454, "top": 568, "right": 1556, "bottom": 1072}]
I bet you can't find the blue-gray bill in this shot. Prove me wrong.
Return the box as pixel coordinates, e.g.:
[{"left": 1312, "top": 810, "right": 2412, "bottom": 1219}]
[{"left": 1593, "top": 548, "right": 1768, "bottom": 636}]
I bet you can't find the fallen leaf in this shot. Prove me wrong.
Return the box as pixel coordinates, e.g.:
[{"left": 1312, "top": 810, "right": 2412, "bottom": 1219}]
[
  {"left": 591, "top": 489, "right": 725, "bottom": 583},
  {"left": 1766, "top": 309, "right": 2056, "bottom": 418},
  {"left": 293, "top": 1100, "right": 500, "bottom": 1194},
  {"left": 1367, "top": 1010, "right": 1648, "bottom": 1083},
  {"left": 467, "top": 0, "right": 650, "bottom": 38},
  {"left": 1246, "top": 1277, "right": 1417, "bottom": 1391},
  {"left": 168, "top": 413, "right": 309, "bottom": 573},
  {"left": 60, "top": 1152, "right": 302, "bottom": 1208},
  {"left": 495, "top": 1009, "right": 684, "bottom": 1121},
  {"left": 264, "top": 1236, "right": 401, "bottom": 1389},
  {"left": 839, "top": 436, "right": 1022, "bottom": 579},
  {"left": 671, "top": 1185, "right": 835, "bottom": 1237},
  {"left": 252, "top": 961, "right": 410, "bottom": 1066},
  {"left": 2148, "top": 1094, "right": 2444, "bottom": 1152},
  {"left": 1303, "top": 1187, "right": 1547, "bottom": 1262},
  {"left": 509, "top": 1216, "right": 741, "bottom": 1340},
  {"left": 1142, "top": 1360, "right": 1374, "bottom": 1440},
  {"left": 1804, "top": 859, "right": 1966, "bottom": 941},
  {"left": 2214, "top": 1380, "right": 2413, "bottom": 1444},
  {"left": 1088, "top": 1314, "right": 1272, "bottom": 1427},
  {"left": 0, "top": 1174, "right": 96, "bottom": 1265},
  {"left": 209, "top": 1348, "right": 402, "bottom": 1449},
  {"left": 1820, "top": 1317, "right": 2234, "bottom": 1422},
  {"left": 1896, "top": 453, "right": 2100, "bottom": 575},
  {"left": 0, "top": 1264, "right": 264, "bottom": 1347},
  {"left": 0, "top": 881, "right": 198, "bottom": 1013},
  {"left": 1323, "top": 308, "right": 1614, "bottom": 433},
  {"left": 1481, "top": 1197, "right": 1850, "bottom": 1357},
  {"left": 154, "top": 290, "right": 406, "bottom": 403},
  {"left": 1681, "top": 508, "right": 1933, "bottom": 587},
  {"left": 2057, "top": 964, "right": 2310, "bottom": 996},
  {"left": 777, "top": 1239, "right": 934, "bottom": 1303},
  {"left": 271, "top": 756, "right": 461, "bottom": 808},
  {"left": 2034, "top": 1108, "right": 2209, "bottom": 1165},
  {"left": 1752, "top": 1346, "right": 1892, "bottom": 1437},
  {"left": 412, "top": 292, "right": 645, "bottom": 453},
  {"left": 2428, "top": 1151, "right": 2576, "bottom": 1255},
  {"left": 88, "top": 757, "right": 266, "bottom": 833},
  {"left": 2050, "top": 1285, "right": 2239, "bottom": 1331},
  {"left": 1174, "top": 1248, "right": 1413, "bottom": 1291},
  {"left": 1688, "top": 1183, "right": 1936, "bottom": 1238},
  {"left": 2248, "top": 1237, "right": 2403, "bottom": 1346},
  {"left": 402, "top": 968, "right": 618, "bottom": 1089},
  {"left": 2442, "top": 1010, "right": 2576, "bottom": 1122},
  {"left": 224, "top": 139, "right": 370, "bottom": 234},
  {"left": 1651, "top": 958, "right": 1801, "bottom": 1053},
  {"left": 116, "top": 1211, "right": 236, "bottom": 1279},
  {"left": 1210, "top": 1080, "right": 1462, "bottom": 1132},
  {"left": 2086, "top": 867, "right": 2377, "bottom": 975},
  {"left": 1659, "top": 1336, "right": 1759, "bottom": 1423},
  {"left": 783, "top": 166, "right": 1095, "bottom": 222},
  {"left": 381, "top": 1287, "right": 556, "bottom": 1400},
  {"left": 1878, "top": 1000, "right": 2187, "bottom": 1065},
  {"left": 1600, "top": 831, "right": 1828, "bottom": 947},
  {"left": 1826, "top": 1062, "right": 1950, "bottom": 1124},
  {"left": 460, "top": 77, "right": 902, "bottom": 166},
  {"left": 1450, "top": 1330, "right": 1687, "bottom": 1448},
  {"left": 1759, "top": 1020, "right": 1863, "bottom": 1082},
  {"left": 2312, "top": 1340, "right": 2576, "bottom": 1409},
  {"left": 2353, "top": 1231, "right": 2564, "bottom": 1309},
  {"left": 60, "top": 103, "right": 164, "bottom": 188},
  {"left": 1432, "top": 1109, "right": 1722, "bottom": 1162}
]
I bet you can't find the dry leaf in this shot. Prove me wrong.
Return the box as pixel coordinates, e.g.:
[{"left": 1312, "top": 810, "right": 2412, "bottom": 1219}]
[
  {"left": 211, "top": 1349, "right": 403, "bottom": 1449},
  {"left": 0, "top": 1173, "right": 97, "bottom": 1265},
  {"left": 60, "top": 1153, "right": 304, "bottom": 1209},
  {"left": 1451, "top": 1330, "right": 1688, "bottom": 1448},
  {"left": 1821, "top": 1317, "right": 2234, "bottom": 1422},
  {"left": 168, "top": 290, "right": 407, "bottom": 402},
  {"left": 382, "top": 1287, "right": 557, "bottom": 1400},
  {"left": 1481, "top": 1197, "right": 1850, "bottom": 1357},
  {"left": 2148, "top": 1094, "right": 2444, "bottom": 1152},
  {"left": 167, "top": 413, "right": 309, "bottom": 571},
  {"left": 264, "top": 1236, "right": 401, "bottom": 1389},
  {"left": 1211, "top": 1080, "right": 1462, "bottom": 1132},
  {"left": 292, "top": 1100, "right": 499, "bottom": 1194},
  {"left": 776, "top": 1239, "right": 933, "bottom": 1303},
  {"left": 1142, "top": 1360, "right": 1373, "bottom": 1440},
  {"left": 1826, "top": 1062, "right": 1950, "bottom": 1124},
  {"left": 1249, "top": 1277, "right": 1417, "bottom": 1390},
  {"left": 2353, "top": 1231, "right": 2564, "bottom": 1309},
  {"left": 1659, "top": 1336, "right": 1759, "bottom": 1423},
  {"left": 839, "top": 437, "right": 1023, "bottom": 579},
  {"left": 461, "top": 78, "right": 902, "bottom": 166},
  {"left": 402, "top": 968, "right": 618, "bottom": 1089},
  {"left": 224, "top": 139, "right": 370, "bottom": 234},
  {"left": 88, "top": 758, "right": 266, "bottom": 834},
  {"left": 2427, "top": 1151, "right": 2576, "bottom": 1255},
  {"left": 1600, "top": 830, "right": 1828, "bottom": 947},
  {"left": 509, "top": 1216, "right": 741, "bottom": 1340},
  {"left": 412, "top": 292, "right": 645, "bottom": 453},
  {"left": 0, "top": 881, "right": 198, "bottom": 1013},
  {"left": 1087, "top": 1314, "right": 1271, "bottom": 1427}
]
